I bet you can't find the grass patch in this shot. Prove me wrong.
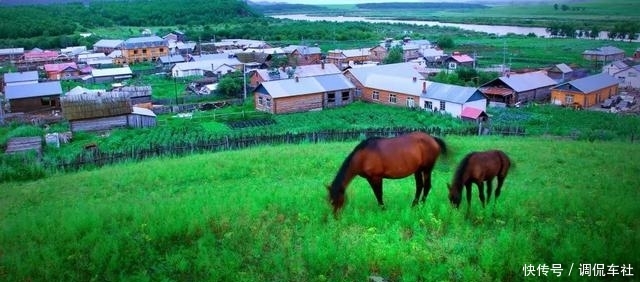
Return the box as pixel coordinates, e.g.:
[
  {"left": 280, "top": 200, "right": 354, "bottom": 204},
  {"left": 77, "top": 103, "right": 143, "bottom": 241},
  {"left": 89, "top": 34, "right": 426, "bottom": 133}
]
[{"left": 0, "top": 136, "right": 638, "bottom": 281}]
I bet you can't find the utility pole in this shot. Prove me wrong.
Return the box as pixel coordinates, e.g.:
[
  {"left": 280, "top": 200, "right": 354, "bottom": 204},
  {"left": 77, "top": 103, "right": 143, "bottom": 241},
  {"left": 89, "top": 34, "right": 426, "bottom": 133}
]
[
  {"left": 502, "top": 41, "right": 507, "bottom": 74},
  {"left": 243, "top": 63, "right": 247, "bottom": 100}
]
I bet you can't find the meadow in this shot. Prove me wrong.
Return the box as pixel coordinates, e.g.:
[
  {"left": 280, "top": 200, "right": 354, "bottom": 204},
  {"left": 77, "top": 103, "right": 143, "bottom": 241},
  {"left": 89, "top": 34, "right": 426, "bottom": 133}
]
[{"left": 1, "top": 136, "right": 638, "bottom": 281}]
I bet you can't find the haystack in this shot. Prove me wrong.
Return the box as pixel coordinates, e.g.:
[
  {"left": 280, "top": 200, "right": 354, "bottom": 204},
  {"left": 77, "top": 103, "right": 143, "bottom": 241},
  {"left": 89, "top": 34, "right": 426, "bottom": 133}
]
[{"left": 61, "top": 92, "right": 132, "bottom": 121}]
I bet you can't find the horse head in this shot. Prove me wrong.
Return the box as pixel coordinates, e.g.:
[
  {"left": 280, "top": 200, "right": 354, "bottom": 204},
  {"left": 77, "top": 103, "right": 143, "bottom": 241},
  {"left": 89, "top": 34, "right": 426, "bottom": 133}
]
[
  {"left": 326, "top": 184, "right": 345, "bottom": 215},
  {"left": 447, "top": 183, "right": 461, "bottom": 208}
]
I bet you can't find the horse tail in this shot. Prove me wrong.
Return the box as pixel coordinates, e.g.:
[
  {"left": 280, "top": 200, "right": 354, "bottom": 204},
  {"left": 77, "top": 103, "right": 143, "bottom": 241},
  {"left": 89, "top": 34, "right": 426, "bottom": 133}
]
[
  {"left": 498, "top": 150, "right": 513, "bottom": 175},
  {"left": 432, "top": 136, "right": 447, "bottom": 156}
]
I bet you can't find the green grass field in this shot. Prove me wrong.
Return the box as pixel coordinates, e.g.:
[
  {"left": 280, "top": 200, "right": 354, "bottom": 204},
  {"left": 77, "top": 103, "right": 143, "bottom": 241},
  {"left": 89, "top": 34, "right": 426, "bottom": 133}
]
[{"left": 1, "top": 136, "right": 638, "bottom": 281}]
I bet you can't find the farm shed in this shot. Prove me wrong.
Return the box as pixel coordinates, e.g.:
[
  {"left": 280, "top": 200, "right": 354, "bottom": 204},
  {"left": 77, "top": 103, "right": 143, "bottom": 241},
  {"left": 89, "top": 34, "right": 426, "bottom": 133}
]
[
  {"left": 128, "top": 106, "right": 157, "bottom": 128},
  {"left": 550, "top": 73, "right": 619, "bottom": 108},
  {"left": 254, "top": 73, "right": 356, "bottom": 114},
  {"left": 61, "top": 92, "right": 132, "bottom": 132},
  {"left": 4, "top": 81, "right": 63, "bottom": 113}
]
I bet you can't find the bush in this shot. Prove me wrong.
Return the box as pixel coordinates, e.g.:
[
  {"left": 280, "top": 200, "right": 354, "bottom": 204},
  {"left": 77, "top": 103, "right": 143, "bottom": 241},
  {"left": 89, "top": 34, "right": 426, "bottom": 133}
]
[{"left": 0, "top": 151, "right": 46, "bottom": 183}]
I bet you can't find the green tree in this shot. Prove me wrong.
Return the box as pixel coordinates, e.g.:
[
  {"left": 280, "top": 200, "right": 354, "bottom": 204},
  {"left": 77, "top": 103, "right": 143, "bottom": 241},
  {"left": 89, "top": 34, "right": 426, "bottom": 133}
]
[
  {"left": 436, "top": 35, "right": 455, "bottom": 49},
  {"left": 383, "top": 45, "right": 403, "bottom": 64},
  {"left": 216, "top": 71, "right": 244, "bottom": 99},
  {"left": 553, "top": 3, "right": 559, "bottom": 10}
]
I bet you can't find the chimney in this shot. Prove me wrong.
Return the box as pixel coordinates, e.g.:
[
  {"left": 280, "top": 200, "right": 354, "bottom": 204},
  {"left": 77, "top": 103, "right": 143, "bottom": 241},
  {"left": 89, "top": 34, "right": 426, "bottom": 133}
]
[
  {"left": 422, "top": 81, "right": 427, "bottom": 94},
  {"left": 295, "top": 76, "right": 299, "bottom": 82},
  {"left": 412, "top": 77, "right": 417, "bottom": 82},
  {"left": 321, "top": 61, "right": 325, "bottom": 69}
]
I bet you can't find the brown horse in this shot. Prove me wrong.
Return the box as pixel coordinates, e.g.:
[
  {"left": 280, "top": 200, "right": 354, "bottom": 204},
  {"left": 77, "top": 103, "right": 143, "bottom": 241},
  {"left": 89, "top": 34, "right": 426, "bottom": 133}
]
[
  {"left": 448, "top": 150, "right": 512, "bottom": 209},
  {"left": 327, "top": 132, "right": 447, "bottom": 215}
]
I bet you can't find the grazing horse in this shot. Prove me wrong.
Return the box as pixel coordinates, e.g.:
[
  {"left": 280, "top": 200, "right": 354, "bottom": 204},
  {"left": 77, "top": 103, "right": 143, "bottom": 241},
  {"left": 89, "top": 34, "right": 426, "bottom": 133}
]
[
  {"left": 448, "top": 150, "right": 512, "bottom": 209},
  {"left": 327, "top": 132, "right": 447, "bottom": 215}
]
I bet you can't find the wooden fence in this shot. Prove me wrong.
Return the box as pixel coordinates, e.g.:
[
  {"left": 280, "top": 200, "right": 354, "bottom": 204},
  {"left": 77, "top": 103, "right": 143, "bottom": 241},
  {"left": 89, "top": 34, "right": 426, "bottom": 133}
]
[{"left": 53, "top": 127, "right": 485, "bottom": 171}]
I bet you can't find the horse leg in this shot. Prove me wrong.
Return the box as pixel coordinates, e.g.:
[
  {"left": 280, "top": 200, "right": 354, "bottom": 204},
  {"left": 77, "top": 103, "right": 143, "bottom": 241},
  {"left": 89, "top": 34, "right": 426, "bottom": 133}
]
[
  {"left": 486, "top": 179, "right": 494, "bottom": 205},
  {"left": 366, "top": 177, "right": 385, "bottom": 208},
  {"left": 412, "top": 172, "right": 424, "bottom": 206},
  {"left": 465, "top": 183, "right": 472, "bottom": 208},
  {"left": 495, "top": 176, "right": 505, "bottom": 202},
  {"left": 420, "top": 169, "right": 433, "bottom": 203},
  {"left": 477, "top": 181, "right": 486, "bottom": 208}
]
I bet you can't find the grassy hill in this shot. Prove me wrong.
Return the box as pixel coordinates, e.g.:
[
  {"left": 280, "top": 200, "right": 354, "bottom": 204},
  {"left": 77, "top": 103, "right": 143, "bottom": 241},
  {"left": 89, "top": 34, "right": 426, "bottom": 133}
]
[{"left": 1, "top": 136, "right": 638, "bottom": 281}]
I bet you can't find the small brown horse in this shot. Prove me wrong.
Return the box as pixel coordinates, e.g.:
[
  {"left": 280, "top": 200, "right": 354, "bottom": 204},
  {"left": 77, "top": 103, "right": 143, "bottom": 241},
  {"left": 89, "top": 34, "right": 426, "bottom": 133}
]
[
  {"left": 448, "top": 150, "right": 512, "bottom": 209},
  {"left": 328, "top": 132, "right": 447, "bottom": 215}
]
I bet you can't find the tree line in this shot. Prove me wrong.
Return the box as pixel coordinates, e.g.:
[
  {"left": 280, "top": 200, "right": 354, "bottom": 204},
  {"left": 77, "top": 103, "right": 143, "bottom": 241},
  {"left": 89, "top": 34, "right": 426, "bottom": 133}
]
[{"left": 545, "top": 21, "right": 639, "bottom": 41}]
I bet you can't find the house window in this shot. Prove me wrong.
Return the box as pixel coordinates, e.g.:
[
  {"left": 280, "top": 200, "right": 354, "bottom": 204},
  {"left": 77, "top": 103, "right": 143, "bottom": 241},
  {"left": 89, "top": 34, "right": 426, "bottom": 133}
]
[
  {"left": 266, "top": 98, "right": 272, "bottom": 107},
  {"left": 142, "top": 49, "right": 147, "bottom": 54},
  {"left": 328, "top": 93, "right": 336, "bottom": 103},
  {"left": 258, "top": 96, "right": 264, "bottom": 105},
  {"left": 341, "top": 91, "right": 350, "bottom": 101},
  {"left": 407, "top": 97, "right": 415, "bottom": 108},
  {"left": 133, "top": 50, "right": 138, "bottom": 55},
  {"left": 439, "top": 101, "right": 446, "bottom": 111},
  {"left": 389, "top": 93, "right": 397, "bottom": 104},
  {"left": 372, "top": 91, "right": 380, "bottom": 101},
  {"left": 424, "top": 101, "right": 432, "bottom": 110},
  {"left": 159, "top": 48, "right": 164, "bottom": 53},
  {"left": 565, "top": 94, "right": 574, "bottom": 104}
]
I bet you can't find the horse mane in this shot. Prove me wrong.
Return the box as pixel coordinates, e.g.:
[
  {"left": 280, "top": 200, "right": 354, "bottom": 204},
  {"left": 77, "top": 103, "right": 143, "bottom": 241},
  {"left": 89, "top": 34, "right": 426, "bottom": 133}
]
[
  {"left": 330, "top": 137, "right": 381, "bottom": 196},
  {"left": 451, "top": 152, "right": 474, "bottom": 191}
]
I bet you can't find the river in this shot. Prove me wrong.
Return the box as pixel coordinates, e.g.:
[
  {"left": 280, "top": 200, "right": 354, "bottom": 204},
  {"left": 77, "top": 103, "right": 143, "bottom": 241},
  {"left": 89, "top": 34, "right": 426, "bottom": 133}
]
[{"left": 271, "top": 14, "right": 613, "bottom": 40}]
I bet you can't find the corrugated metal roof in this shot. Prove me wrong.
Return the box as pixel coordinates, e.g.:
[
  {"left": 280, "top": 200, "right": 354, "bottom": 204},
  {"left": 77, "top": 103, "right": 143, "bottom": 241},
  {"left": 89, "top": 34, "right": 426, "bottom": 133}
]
[
  {"left": 5, "top": 81, "right": 62, "bottom": 99},
  {"left": 93, "top": 39, "right": 123, "bottom": 49},
  {"left": 554, "top": 63, "right": 573, "bottom": 73},
  {"left": 44, "top": 62, "right": 78, "bottom": 72},
  {"left": 173, "top": 58, "right": 241, "bottom": 72},
  {"left": 294, "top": 63, "right": 341, "bottom": 77},
  {"left": 553, "top": 73, "right": 619, "bottom": 93},
  {"left": 347, "top": 62, "right": 423, "bottom": 85},
  {"left": 260, "top": 74, "right": 354, "bottom": 98},
  {"left": 461, "top": 107, "right": 486, "bottom": 119},
  {"left": 91, "top": 67, "right": 132, "bottom": 78},
  {"left": 3, "top": 71, "right": 38, "bottom": 83},
  {"left": 122, "top": 36, "right": 166, "bottom": 49},
  {"left": 498, "top": 71, "right": 557, "bottom": 92},
  {"left": 364, "top": 73, "right": 427, "bottom": 95},
  {"left": 582, "top": 46, "right": 624, "bottom": 56},
  {"left": 423, "top": 82, "right": 479, "bottom": 104},
  {"left": 0, "top": 48, "right": 24, "bottom": 56}
]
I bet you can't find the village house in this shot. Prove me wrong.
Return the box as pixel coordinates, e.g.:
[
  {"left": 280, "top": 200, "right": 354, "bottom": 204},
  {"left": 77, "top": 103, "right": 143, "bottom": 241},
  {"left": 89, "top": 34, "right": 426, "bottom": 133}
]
[
  {"left": 89, "top": 66, "right": 133, "bottom": 83},
  {"left": 582, "top": 46, "right": 625, "bottom": 65},
  {"left": 0, "top": 48, "right": 24, "bottom": 63},
  {"left": 4, "top": 81, "right": 62, "bottom": 113},
  {"left": 3, "top": 71, "right": 38, "bottom": 88},
  {"left": 546, "top": 63, "right": 574, "bottom": 83},
  {"left": 77, "top": 52, "right": 114, "bottom": 68},
  {"left": 93, "top": 39, "right": 123, "bottom": 54},
  {"left": 550, "top": 72, "right": 619, "bottom": 108},
  {"left": 479, "top": 71, "right": 557, "bottom": 107},
  {"left": 171, "top": 58, "right": 241, "bottom": 78},
  {"left": 156, "top": 54, "right": 186, "bottom": 72},
  {"left": 254, "top": 73, "right": 356, "bottom": 114},
  {"left": 326, "top": 47, "right": 386, "bottom": 69},
  {"left": 283, "top": 45, "right": 322, "bottom": 66},
  {"left": 420, "top": 82, "right": 487, "bottom": 120},
  {"left": 612, "top": 65, "right": 640, "bottom": 89},
  {"left": 43, "top": 62, "right": 79, "bottom": 80},
  {"left": 249, "top": 62, "right": 341, "bottom": 88},
  {"left": 61, "top": 90, "right": 156, "bottom": 132},
  {"left": 443, "top": 52, "right": 475, "bottom": 70},
  {"left": 118, "top": 36, "right": 168, "bottom": 64},
  {"left": 344, "top": 62, "right": 486, "bottom": 118},
  {"left": 213, "top": 39, "right": 271, "bottom": 51}
]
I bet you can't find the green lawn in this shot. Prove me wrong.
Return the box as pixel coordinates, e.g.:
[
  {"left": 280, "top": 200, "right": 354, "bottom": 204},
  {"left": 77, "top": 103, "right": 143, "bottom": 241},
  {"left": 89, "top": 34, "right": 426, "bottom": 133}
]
[{"left": 1, "top": 136, "right": 638, "bottom": 281}]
